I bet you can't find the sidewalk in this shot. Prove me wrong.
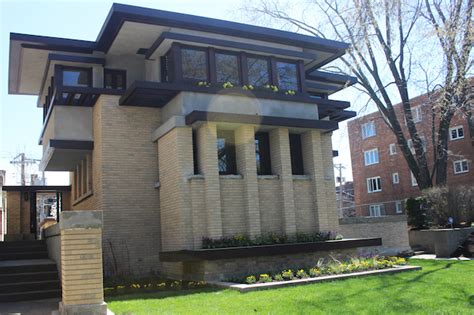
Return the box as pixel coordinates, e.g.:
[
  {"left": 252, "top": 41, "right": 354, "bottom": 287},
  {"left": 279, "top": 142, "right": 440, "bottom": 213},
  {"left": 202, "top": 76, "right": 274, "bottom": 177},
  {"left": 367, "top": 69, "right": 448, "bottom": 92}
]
[
  {"left": 0, "top": 298, "right": 59, "bottom": 315},
  {"left": 411, "top": 254, "right": 472, "bottom": 260}
]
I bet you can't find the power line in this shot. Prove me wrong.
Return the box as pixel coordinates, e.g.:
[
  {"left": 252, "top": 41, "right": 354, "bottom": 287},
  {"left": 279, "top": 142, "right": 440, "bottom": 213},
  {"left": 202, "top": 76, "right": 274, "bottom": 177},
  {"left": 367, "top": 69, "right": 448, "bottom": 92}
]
[{"left": 10, "top": 153, "right": 41, "bottom": 186}]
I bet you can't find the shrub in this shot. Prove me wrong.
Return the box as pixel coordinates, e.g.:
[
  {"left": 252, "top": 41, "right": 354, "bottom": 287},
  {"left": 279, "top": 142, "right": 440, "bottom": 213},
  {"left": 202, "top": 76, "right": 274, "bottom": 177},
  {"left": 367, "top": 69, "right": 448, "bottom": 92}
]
[
  {"left": 309, "top": 268, "right": 321, "bottom": 277},
  {"left": 258, "top": 274, "right": 272, "bottom": 283},
  {"left": 281, "top": 270, "right": 294, "bottom": 280},
  {"left": 296, "top": 269, "right": 309, "bottom": 279},
  {"left": 245, "top": 276, "right": 256, "bottom": 284},
  {"left": 273, "top": 273, "right": 284, "bottom": 281},
  {"left": 406, "top": 197, "right": 428, "bottom": 229}
]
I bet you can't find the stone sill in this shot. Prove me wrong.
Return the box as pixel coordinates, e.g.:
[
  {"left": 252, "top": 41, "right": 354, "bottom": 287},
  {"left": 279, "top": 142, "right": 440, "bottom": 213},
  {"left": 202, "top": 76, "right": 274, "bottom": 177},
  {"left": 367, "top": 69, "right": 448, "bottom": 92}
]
[
  {"left": 293, "top": 175, "right": 311, "bottom": 181},
  {"left": 257, "top": 175, "right": 279, "bottom": 180},
  {"left": 209, "top": 265, "right": 421, "bottom": 292},
  {"left": 187, "top": 174, "right": 205, "bottom": 181},
  {"left": 219, "top": 174, "right": 243, "bottom": 179}
]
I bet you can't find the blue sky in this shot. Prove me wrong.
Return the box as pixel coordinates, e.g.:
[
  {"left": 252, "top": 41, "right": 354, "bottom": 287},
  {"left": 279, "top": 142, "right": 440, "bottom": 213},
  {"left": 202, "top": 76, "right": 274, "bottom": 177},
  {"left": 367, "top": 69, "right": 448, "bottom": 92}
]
[{"left": 0, "top": 0, "right": 358, "bottom": 185}]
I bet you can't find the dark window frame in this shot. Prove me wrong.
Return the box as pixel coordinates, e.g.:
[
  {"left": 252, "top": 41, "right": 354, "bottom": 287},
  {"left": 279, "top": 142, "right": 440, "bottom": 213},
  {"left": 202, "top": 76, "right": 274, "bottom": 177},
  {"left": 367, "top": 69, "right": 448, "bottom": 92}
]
[
  {"left": 192, "top": 130, "right": 199, "bottom": 175},
  {"left": 255, "top": 132, "right": 272, "bottom": 175},
  {"left": 245, "top": 54, "right": 272, "bottom": 88},
  {"left": 178, "top": 44, "right": 210, "bottom": 83},
  {"left": 217, "top": 130, "right": 237, "bottom": 175},
  {"left": 59, "top": 65, "right": 92, "bottom": 87},
  {"left": 213, "top": 49, "right": 242, "bottom": 85},
  {"left": 289, "top": 133, "right": 304, "bottom": 175},
  {"left": 104, "top": 68, "right": 127, "bottom": 90}
]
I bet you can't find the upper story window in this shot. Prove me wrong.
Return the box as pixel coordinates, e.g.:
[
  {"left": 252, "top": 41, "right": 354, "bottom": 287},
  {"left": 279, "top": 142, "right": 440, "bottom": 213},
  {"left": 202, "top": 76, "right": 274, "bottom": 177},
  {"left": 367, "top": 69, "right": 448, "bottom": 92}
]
[
  {"left": 217, "top": 130, "right": 237, "bottom": 175},
  {"left": 408, "top": 136, "right": 427, "bottom": 154},
  {"left": 215, "top": 52, "right": 240, "bottom": 84},
  {"left": 389, "top": 143, "right": 397, "bottom": 155},
  {"left": 104, "top": 69, "right": 126, "bottom": 90},
  {"left": 247, "top": 57, "right": 270, "bottom": 87},
  {"left": 289, "top": 133, "right": 304, "bottom": 175},
  {"left": 181, "top": 47, "right": 208, "bottom": 81},
  {"left": 255, "top": 132, "right": 272, "bottom": 175},
  {"left": 411, "top": 171, "right": 418, "bottom": 186},
  {"left": 361, "top": 121, "right": 376, "bottom": 139},
  {"left": 453, "top": 159, "right": 469, "bottom": 174},
  {"left": 276, "top": 61, "right": 298, "bottom": 91},
  {"left": 412, "top": 106, "right": 422, "bottom": 123},
  {"left": 364, "top": 148, "right": 379, "bottom": 166},
  {"left": 62, "top": 67, "right": 91, "bottom": 87},
  {"left": 450, "top": 126, "right": 464, "bottom": 140},
  {"left": 367, "top": 176, "right": 382, "bottom": 193}
]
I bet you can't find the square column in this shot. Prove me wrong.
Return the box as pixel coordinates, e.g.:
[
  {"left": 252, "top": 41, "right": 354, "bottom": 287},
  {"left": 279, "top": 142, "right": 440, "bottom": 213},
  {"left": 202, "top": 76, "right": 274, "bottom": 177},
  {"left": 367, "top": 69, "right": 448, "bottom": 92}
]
[
  {"left": 235, "top": 125, "right": 261, "bottom": 237},
  {"left": 269, "top": 128, "right": 296, "bottom": 235},
  {"left": 196, "top": 122, "right": 223, "bottom": 239}
]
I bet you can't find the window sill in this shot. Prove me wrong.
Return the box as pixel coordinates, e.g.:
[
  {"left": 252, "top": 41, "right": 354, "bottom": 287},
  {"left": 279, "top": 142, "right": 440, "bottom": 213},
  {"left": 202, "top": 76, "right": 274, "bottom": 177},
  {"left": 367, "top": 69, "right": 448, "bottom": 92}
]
[
  {"left": 154, "top": 181, "right": 161, "bottom": 189},
  {"left": 219, "top": 174, "right": 243, "bottom": 179},
  {"left": 257, "top": 175, "right": 279, "bottom": 180},
  {"left": 188, "top": 174, "right": 205, "bottom": 181},
  {"left": 72, "top": 190, "right": 93, "bottom": 206},
  {"left": 293, "top": 175, "right": 311, "bottom": 181}
]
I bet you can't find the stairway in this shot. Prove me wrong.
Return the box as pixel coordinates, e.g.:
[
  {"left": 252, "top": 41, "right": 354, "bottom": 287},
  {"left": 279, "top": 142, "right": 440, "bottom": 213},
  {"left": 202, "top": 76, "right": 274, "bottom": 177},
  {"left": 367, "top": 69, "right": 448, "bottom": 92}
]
[{"left": 0, "top": 240, "right": 61, "bottom": 302}]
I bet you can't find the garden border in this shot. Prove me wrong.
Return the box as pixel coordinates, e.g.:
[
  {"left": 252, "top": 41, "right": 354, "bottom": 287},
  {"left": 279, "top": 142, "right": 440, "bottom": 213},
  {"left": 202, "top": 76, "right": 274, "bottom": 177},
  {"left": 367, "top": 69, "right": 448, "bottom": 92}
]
[{"left": 208, "top": 265, "right": 421, "bottom": 292}]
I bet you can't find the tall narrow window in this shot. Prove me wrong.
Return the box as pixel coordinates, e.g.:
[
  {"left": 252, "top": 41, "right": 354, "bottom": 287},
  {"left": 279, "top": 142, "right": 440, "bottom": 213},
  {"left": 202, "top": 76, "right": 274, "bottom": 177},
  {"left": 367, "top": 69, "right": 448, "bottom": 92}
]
[
  {"left": 289, "top": 134, "right": 304, "bottom": 175},
  {"left": 255, "top": 132, "right": 272, "bottom": 175},
  {"left": 389, "top": 143, "right": 397, "bottom": 155},
  {"left": 276, "top": 61, "right": 298, "bottom": 90},
  {"left": 104, "top": 69, "right": 126, "bottom": 90},
  {"left": 217, "top": 130, "right": 237, "bottom": 175},
  {"left": 247, "top": 57, "right": 270, "bottom": 87},
  {"left": 411, "top": 172, "right": 418, "bottom": 186},
  {"left": 215, "top": 52, "right": 240, "bottom": 84},
  {"left": 192, "top": 130, "right": 199, "bottom": 175},
  {"left": 181, "top": 47, "right": 208, "bottom": 81}
]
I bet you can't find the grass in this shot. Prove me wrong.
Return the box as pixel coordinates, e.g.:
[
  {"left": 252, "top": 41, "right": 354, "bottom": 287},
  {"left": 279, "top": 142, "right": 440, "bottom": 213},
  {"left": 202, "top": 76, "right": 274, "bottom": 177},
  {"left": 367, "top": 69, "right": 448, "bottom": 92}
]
[{"left": 106, "top": 259, "right": 474, "bottom": 314}]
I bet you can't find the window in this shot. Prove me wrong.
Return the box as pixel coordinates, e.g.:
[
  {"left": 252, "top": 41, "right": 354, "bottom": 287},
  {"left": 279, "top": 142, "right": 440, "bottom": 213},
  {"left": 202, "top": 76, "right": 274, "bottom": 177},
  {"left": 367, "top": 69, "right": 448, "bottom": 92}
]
[
  {"left": 217, "top": 130, "right": 237, "bottom": 175},
  {"left": 276, "top": 61, "right": 298, "bottom": 90},
  {"left": 62, "top": 67, "right": 91, "bottom": 87},
  {"left": 289, "top": 134, "right": 304, "bottom": 175},
  {"left": 361, "top": 121, "right": 376, "bottom": 139},
  {"left": 181, "top": 47, "right": 208, "bottom": 81},
  {"left": 450, "top": 126, "right": 464, "bottom": 140},
  {"left": 392, "top": 172, "right": 399, "bottom": 184},
  {"left": 192, "top": 130, "right": 199, "bottom": 175},
  {"left": 389, "top": 143, "right": 397, "bottom": 155},
  {"left": 255, "top": 132, "right": 272, "bottom": 175},
  {"left": 104, "top": 69, "right": 126, "bottom": 90},
  {"left": 215, "top": 52, "right": 240, "bottom": 84},
  {"left": 407, "top": 136, "right": 427, "bottom": 154},
  {"left": 247, "top": 57, "right": 270, "bottom": 87},
  {"left": 73, "top": 154, "right": 92, "bottom": 202},
  {"left": 364, "top": 149, "right": 379, "bottom": 166},
  {"left": 412, "top": 106, "right": 422, "bottom": 123},
  {"left": 395, "top": 201, "right": 403, "bottom": 214},
  {"left": 369, "top": 204, "right": 384, "bottom": 217},
  {"left": 454, "top": 160, "right": 469, "bottom": 174},
  {"left": 367, "top": 176, "right": 382, "bottom": 193},
  {"left": 411, "top": 172, "right": 418, "bottom": 186}
]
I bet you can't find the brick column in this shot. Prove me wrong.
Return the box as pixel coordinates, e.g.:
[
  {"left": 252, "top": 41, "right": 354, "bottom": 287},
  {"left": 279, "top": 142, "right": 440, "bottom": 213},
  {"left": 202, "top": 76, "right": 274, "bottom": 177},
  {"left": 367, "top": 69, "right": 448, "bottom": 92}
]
[
  {"left": 196, "top": 122, "right": 223, "bottom": 239},
  {"left": 59, "top": 211, "right": 107, "bottom": 315},
  {"left": 301, "top": 130, "right": 338, "bottom": 232},
  {"left": 269, "top": 128, "right": 296, "bottom": 235},
  {"left": 235, "top": 125, "right": 261, "bottom": 237},
  {"left": 321, "top": 132, "right": 339, "bottom": 231}
]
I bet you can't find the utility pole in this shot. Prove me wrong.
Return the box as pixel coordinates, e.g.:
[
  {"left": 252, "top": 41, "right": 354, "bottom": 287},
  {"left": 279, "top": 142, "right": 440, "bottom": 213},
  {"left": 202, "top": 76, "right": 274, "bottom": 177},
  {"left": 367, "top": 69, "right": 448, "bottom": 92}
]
[
  {"left": 10, "top": 153, "right": 41, "bottom": 185},
  {"left": 334, "top": 163, "right": 346, "bottom": 217}
]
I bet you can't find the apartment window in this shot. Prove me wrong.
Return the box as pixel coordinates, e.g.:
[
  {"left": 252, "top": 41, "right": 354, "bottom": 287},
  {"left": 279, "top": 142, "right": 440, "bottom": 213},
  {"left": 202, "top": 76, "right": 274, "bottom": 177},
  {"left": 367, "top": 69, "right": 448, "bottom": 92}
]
[
  {"left": 255, "top": 132, "right": 272, "bottom": 175},
  {"left": 361, "top": 121, "right": 376, "bottom": 139},
  {"left": 411, "top": 106, "right": 422, "bottom": 123},
  {"left": 104, "top": 69, "right": 126, "bottom": 90},
  {"left": 289, "top": 134, "right": 304, "bottom": 175},
  {"left": 364, "top": 149, "right": 379, "bottom": 166},
  {"left": 247, "top": 57, "right": 270, "bottom": 87},
  {"left": 217, "top": 130, "right": 237, "bottom": 175},
  {"left": 181, "top": 47, "right": 208, "bottom": 81},
  {"left": 389, "top": 143, "right": 397, "bottom": 155},
  {"left": 62, "top": 67, "right": 91, "bottom": 87},
  {"left": 453, "top": 160, "right": 469, "bottom": 174},
  {"left": 73, "top": 154, "right": 92, "bottom": 202},
  {"left": 392, "top": 172, "right": 399, "bottom": 184},
  {"left": 450, "top": 126, "right": 464, "bottom": 140},
  {"left": 411, "top": 172, "right": 418, "bottom": 186},
  {"left": 276, "top": 61, "right": 298, "bottom": 90},
  {"left": 215, "top": 52, "right": 240, "bottom": 84},
  {"left": 367, "top": 176, "right": 382, "bottom": 193},
  {"left": 407, "top": 136, "right": 427, "bottom": 154},
  {"left": 395, "top": 201, "right": 403, "bottom": 214},
  {"left": 369, "top": 204, "right": 384, "bottom": 217}
]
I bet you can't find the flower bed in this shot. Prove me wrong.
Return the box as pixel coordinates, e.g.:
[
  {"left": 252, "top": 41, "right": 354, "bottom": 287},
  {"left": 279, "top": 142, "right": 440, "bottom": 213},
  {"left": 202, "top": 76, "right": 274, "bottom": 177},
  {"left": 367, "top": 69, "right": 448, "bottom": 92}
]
[{"left": 234, "top": 256, "right": 407, "bottom": 284}]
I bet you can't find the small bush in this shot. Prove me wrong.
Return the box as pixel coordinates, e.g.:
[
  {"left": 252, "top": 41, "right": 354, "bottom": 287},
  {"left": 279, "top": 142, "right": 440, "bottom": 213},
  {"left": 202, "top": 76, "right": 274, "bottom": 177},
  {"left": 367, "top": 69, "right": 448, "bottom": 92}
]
[
  {"left": 296, "top": 269, "right": 309, "bottom": 279},
  {"left": 309, "top": 268, "right": 321, "bottom": 277},
  {"left": 281, "top": 269, "right": 294, "bottom": 280},
  {"left": 273, "top": 274, "right": 284, "bottom": 281},
  {"left": 258, "top": 274, "right": 272, "bottom": 283},
  {"left": 406, "top": 197, "right": 428, "bottom": 229},
  {"left": 245, "top": 276, "right": 256, "bottom": 284}
]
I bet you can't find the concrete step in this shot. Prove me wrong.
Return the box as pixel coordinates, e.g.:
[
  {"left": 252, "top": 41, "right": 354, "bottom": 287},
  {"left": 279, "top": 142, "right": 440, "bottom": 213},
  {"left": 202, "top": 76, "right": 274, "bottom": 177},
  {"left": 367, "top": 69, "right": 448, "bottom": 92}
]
[
  {"left": 0, "top": 271, "right": 59, "bottom": 284},
  {"left": 0, "top": 251, "right": 49, "bottom": 261},
  {"left": 0, "top": 240, "right": 45, "bottom": 248},
  {"left": 0, "top": 289, "right": 61, "bottom": 303},
  {"left": 0, "top": 280, "right": 60, "bottom": 294},
  {"left": 0, "top": 244, "right": 47, "bottom": 253},
  {"left": 0, "top": 260, "right": 57, "bottom": 274}
]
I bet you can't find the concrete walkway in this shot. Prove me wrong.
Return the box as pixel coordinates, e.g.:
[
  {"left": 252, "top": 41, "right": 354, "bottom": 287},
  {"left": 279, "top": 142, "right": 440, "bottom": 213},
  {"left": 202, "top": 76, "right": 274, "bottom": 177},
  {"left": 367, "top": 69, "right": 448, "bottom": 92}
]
[
  {"left": 411, "top": 254, "right": 473, "bottom": 260},
  {"left": 0, "top": 298, "right": 59, "bottom": 315}
]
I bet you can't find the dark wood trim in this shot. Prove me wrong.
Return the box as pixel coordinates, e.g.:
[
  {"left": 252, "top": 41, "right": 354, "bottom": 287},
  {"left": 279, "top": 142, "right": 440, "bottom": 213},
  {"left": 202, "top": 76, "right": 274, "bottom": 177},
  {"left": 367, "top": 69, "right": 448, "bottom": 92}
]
[
  {"left": 49, "top": 139, "right": 94, "bottom": 150},
  {"left": 208, "top": 47, "right": 217, "bottom": 84},
  {"left": 2, "top": 185, "right": 71, "bottom": 192},
  {"left": 269, "top": 57, "right": 278, "bottom": 86},
  {"left": 48, "top": 53, "right": 105, "bottom": 65},
  {"left": 186, "top": 111, "right": 339, "bottom": 131},
  {"left": 20, "top": 43, "right": 93, "bottom": 54},
  {"left": 159, "top": 238, "right": 382, "bottom": 262},
  {"left": 240, "top": 52, "right": 249, "bottom": 86},
  {"left": 171, "top": 43, "right": 182, "bottom": 82},
  {"left": 298, "top": 60, "right": 307, "bottom": 93}
]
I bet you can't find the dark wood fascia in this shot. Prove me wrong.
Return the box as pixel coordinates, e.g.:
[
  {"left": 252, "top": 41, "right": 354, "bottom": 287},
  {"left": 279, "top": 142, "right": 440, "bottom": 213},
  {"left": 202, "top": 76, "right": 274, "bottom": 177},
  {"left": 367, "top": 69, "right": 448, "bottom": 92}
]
[
  {"left": 49, "top": 139, "right": 94, "bottom": 150},
  {"left": 186, "top": 111, "right": 339, "bottom": 131},
  {"left": 145, "top": 32, "right": 317, "bottom": 60},
  {"left": 306, "top": 70, "right": 358, "bottom": 85},
  {"left": 20, "top": 43, "right": 94, "bottom": 54},
  {"left": 48, "top": 53, "right": 105, "bottom": 65},
  {"left": 2, "top": 185, "right": 72, "bottom": 192},
  {"left": 159, "top": 238, "right": 382, "bottom": 262}
]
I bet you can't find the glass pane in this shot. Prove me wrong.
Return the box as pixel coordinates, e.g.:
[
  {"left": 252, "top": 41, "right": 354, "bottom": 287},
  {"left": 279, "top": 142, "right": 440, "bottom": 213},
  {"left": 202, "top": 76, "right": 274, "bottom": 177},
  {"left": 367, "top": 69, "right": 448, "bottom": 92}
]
[
  {"left": 63, "top": 69, "right": 89, "bottom": 87},
  {"left": 276, "top": 61, "right": 298, "bottom": 90},
  {"left": 116, "top": 74, "right": 124, "bottom": 89},
  {"left": 247, "top": 57, "right": 270, "bottom": 87},
  {"left": 217, "top": 138, "right": 228, "bottom": 174},
  {"left": 182, "top": 48, "right": 207, "bottom": 81},
  {"left": 104, "top": 73, "right": 113, "bottom": 89},
  {"left": 216, "top": 53, "right": 239, "bottom": 84},
  {"left": 255, "top": 138, "right": 261, "bottom": 174}
]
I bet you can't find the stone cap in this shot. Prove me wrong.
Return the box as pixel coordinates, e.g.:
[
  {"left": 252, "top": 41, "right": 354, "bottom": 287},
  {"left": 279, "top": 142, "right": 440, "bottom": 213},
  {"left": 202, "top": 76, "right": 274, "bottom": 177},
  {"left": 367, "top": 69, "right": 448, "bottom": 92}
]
[{"left": 59, "top": 210, "right": 103, "bottom": 230}]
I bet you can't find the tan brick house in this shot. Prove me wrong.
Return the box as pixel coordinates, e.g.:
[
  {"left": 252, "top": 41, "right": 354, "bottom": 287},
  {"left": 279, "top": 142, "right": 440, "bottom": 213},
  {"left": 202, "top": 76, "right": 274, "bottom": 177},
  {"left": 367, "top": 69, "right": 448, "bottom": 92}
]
[{"left": 8, "top": 3, "right": 377, "bottom": 280}]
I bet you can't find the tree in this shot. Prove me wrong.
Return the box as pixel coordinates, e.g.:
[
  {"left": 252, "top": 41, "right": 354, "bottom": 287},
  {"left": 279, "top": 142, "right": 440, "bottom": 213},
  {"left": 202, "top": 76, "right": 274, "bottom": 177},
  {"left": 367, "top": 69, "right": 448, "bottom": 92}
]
[{"left": 243, "top": 0, "right": 473, "bottom": 189}]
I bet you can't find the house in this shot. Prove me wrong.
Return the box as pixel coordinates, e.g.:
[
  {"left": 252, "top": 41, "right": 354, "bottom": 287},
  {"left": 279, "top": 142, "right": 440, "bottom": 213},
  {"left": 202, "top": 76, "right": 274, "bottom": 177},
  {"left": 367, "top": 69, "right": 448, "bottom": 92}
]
[
  {"left": 7, "top": 3, "right": 377, "bottom": 280},
  {"left": 348, "top": 91, "right": 474, "bottom": 217}
]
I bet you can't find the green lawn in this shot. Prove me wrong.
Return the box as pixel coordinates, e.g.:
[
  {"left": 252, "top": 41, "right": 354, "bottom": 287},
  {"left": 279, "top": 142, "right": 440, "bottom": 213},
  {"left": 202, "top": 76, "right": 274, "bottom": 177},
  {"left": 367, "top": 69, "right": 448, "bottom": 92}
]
[{"left": 106, "top": 259, "right": 474, "bottom": 314}]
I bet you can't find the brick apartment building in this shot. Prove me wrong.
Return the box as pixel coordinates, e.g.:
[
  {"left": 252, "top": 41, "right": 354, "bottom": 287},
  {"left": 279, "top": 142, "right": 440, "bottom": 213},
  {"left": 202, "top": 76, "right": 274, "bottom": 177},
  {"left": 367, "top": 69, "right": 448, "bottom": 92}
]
[
  {"left": 348, "top": 92, "right": 474, "bottom": 217},
  {"left": 5, "top": 3, "right": 391, "bottom": 280}
]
